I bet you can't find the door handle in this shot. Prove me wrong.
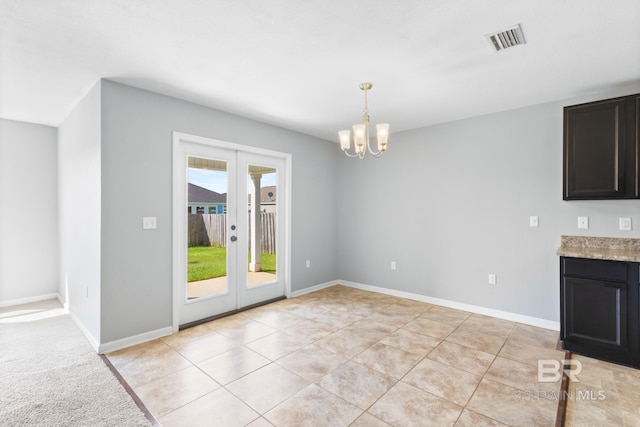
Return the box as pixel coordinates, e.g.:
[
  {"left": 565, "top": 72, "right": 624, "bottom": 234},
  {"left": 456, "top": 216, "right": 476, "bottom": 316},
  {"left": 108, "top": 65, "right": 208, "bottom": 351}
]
[{"left": 230, "top": 236, "right": 237, "bottom": 242}]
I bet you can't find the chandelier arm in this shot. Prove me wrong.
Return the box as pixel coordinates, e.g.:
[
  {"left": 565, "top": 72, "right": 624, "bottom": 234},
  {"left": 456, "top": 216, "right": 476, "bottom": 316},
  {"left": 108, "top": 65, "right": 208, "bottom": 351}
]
[
  {"left": 365, "top": 122, "right": 384, "bottom": 156},
  {"left": 342, "top": 148, "right": 361, "bottom": 158},
  {"left": 368, "top": 146, "right": 383, "bottom": 156}
]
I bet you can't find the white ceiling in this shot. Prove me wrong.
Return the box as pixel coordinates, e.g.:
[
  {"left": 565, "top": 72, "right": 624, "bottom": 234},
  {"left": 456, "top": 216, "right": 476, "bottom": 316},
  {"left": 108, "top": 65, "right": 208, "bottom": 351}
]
[{"left": 1, "top": 0, "right": 639, "bottom": 141}]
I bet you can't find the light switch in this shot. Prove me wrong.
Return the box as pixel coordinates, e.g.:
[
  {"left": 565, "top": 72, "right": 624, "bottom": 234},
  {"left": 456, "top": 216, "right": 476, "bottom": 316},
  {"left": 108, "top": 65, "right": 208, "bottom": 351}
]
[
  {"left": 577, "top": 216, "right": 589, "bottom": 229},
  {"left": 143, "top": 217, "right": 157, "bottom": 230},
  {"left": 529, "top": 216, "right": 539, "bottom": 227}
]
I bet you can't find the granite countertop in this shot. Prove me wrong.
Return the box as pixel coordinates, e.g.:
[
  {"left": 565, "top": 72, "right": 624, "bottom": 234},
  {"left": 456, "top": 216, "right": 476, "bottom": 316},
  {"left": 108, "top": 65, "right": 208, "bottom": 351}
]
[{"left": 557, "top": 236, "right": 640, "bottom": 262}]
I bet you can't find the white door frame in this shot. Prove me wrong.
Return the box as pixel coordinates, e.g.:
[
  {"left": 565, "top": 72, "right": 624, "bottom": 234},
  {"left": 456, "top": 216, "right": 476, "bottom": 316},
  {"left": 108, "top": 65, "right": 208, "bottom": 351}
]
[{"left": 172, "top": 131, "right": 292, "bottom": 332}]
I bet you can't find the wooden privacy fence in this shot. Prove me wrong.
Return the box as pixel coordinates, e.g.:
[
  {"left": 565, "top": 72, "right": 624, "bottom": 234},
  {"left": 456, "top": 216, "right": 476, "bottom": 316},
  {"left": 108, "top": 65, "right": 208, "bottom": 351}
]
[
  {"left": 188, "top": 213, "right": 226, "bottom": 248},
  {"left": 188, "top": 213, "right": 276, "bottom": 254}
]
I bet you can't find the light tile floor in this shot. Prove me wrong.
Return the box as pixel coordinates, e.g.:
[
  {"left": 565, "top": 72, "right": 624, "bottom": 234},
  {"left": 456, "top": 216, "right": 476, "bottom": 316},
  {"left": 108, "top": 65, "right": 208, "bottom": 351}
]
[
  {"left": 565, "top": 354, "right": 640, "bottom": 426},
  {"left": 105, "top": 285, "right": 638, "bottom": 426}
]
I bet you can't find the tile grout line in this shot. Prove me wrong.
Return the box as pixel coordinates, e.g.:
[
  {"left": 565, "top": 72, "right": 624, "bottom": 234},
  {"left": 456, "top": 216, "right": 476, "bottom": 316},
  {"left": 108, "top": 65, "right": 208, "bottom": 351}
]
[
  {"left": 413, "top": 311, "right": 503, "bottom": 426},
  {"left": 303, "top": 302, "right": 502, "bottom": 424}
]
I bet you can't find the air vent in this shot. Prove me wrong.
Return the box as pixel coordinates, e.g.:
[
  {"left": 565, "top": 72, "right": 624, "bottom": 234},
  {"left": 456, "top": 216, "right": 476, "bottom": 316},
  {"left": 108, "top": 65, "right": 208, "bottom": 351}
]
[{"left": 485, "top": 24, "right": 526, "bottom": 52}]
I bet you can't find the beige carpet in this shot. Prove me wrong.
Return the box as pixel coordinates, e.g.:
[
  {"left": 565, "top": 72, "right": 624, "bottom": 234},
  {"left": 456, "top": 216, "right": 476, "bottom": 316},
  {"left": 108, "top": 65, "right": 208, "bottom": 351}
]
[{"left": 0, "top": 299, "right": 151, "bottom": 427}]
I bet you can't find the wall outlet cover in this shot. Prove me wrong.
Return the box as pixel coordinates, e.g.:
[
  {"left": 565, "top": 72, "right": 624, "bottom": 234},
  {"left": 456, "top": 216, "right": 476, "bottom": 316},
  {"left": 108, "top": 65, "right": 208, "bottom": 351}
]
[
  {"left": 620, "top": 217, "right": 632, "bottom": 231},
  {"left": 577, "top": 216, "right": 589, "bottom": 229}
]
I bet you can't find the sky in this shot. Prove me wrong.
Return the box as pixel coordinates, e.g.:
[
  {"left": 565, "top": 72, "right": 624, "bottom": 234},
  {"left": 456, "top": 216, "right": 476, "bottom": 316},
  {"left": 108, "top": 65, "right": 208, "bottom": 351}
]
[{"left": 188, "top": 168, "right": 276, "bottom": 194}]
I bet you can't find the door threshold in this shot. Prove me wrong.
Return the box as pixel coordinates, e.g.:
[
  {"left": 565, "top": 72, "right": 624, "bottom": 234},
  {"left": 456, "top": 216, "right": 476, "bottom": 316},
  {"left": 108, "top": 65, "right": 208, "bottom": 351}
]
[{"left": 179, "top": 295, "right": 286, "bottom": 331}]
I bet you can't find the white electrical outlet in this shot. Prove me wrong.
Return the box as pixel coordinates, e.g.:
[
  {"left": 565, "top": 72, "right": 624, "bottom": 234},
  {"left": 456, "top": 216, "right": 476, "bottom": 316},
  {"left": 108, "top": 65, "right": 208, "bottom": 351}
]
[
  {"left": 620, "top": 218, "right": 632, "bottom": 231},
  {"left": 391, "top": 261, "right": 397, "bottom": 270},
  {"left": 577, "top": 216, "right": 589, "bottom": 229},
  {"left": 488, "top": 274, "right": 497, "bottom": 285},
  {"left": 142, "top": 217, "right": 157, "bottom": 230},
  {"left": 529, "top": 216, "right": 539, "bottom": 227},
  {"left": 306, "top": 260, "right": 311, "bottom": 268}
]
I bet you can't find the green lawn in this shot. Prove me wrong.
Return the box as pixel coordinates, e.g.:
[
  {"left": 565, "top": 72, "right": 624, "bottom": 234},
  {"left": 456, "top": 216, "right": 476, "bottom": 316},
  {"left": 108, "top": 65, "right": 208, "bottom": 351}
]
[{"left": 188, "top": 246, "right": 276, "bottom": 282}]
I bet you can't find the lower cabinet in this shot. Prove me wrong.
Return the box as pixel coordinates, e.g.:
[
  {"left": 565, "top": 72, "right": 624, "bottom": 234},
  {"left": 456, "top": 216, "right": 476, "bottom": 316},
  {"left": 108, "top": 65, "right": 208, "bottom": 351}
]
[{"left": 560, "top": 257, "right": 640, "bottom": 367}]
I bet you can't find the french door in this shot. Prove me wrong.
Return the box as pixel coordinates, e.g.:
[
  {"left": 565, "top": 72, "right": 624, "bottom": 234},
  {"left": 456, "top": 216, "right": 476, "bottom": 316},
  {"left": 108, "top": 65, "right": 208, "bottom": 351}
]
[{"left": 173, "top": 133, "right": 289, "bottom": 327}]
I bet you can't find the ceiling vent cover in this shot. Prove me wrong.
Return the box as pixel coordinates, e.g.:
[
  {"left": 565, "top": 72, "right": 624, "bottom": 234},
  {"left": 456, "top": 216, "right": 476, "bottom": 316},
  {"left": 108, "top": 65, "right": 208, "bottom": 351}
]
[{"left": 485, "top": 24, "right": 526, "bottom": 52}]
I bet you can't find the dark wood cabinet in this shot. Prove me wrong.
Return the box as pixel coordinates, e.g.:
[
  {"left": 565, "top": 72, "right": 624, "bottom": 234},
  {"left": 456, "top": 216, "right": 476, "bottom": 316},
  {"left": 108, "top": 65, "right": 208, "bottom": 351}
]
[
  {"left": 560, "top": 257, "right": 640, "bottom": 367},
  {"left": 563, "top": 93, "right": 640, "bottom": 200},
  {"left": 563, "top": 277, "right": 628, "bottom": 350}
]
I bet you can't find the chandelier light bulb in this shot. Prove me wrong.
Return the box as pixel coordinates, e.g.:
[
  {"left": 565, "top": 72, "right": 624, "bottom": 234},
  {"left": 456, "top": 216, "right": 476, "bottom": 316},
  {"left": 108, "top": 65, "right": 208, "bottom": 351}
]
[
  {"left": 353, "top": 124, "right": 366, "bottom": 147},
  {"left": 338, "top": 130, "right": 351, "bottom": 150},
  {"left": 376, "top": 123, "right": 389, "bottom": 151}
]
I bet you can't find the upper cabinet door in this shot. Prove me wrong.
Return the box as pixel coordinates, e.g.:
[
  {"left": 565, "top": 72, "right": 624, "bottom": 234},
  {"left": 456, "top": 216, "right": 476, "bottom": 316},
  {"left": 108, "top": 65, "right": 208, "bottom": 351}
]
[{"left": 563, "top": 94, "right": 638, "bottom": 200}]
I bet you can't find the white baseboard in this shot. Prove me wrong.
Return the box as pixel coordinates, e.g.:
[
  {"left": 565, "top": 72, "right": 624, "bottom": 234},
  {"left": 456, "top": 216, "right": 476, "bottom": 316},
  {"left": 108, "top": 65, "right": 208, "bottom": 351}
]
[
  {"left": 0, "top": 293, "right": 61, "bottom": 308},
  {"left": 56, "top": 291, "right": 69, "bottom": 310},
  {"left": 82, "top": 277, "right": 557, "bottom": 354},
  {"left": 98, "top": 326, "right": 174, "bottom": 354},
  {"left": 290, "top": 280, "right": 340, "bottom": 298},
  {"left": 338, "top": 280, "right": 560, "bottom": 331},
  {"left": 68, "top": 310, "right": 101, "bottom": 353},
  {"left": 69, "top": 305, "right": 178, "bottom": 354}
]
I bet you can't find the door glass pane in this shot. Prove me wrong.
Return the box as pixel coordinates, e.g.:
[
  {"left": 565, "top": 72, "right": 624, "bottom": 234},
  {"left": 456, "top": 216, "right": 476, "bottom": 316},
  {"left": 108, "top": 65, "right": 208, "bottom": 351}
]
[
  {"left": 247, "top": 164, "right": 277, "bottom": 288},
  {"left": 186, "top": 156, "right": 229, "bottom": 300}
]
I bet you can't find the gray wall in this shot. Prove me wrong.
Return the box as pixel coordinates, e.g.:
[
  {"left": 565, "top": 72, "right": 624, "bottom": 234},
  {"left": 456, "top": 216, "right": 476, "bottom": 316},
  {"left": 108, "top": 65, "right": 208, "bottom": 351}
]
[
  {"left": 0, "top": 119, "right": 59, "bottom": 304},
  {"left": 9, "top": 76, "right": 637, "bottom": 344},
  {"left": 58, "top": 82, "right": 102, "bottom": 342},
  {"left": 337, "top": 83, "right": 640, "bottom": 322},
  {"left": 100, "top": 80, "right": 337, "bottom": 343}
]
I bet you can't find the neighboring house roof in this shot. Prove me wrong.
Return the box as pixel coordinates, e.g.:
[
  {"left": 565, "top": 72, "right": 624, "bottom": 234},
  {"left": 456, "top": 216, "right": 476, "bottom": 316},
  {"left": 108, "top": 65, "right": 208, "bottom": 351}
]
[
  {"left": 188, "top": 183, "right": 274, "bottom": 204},
  {"left": 188, "top": 183, "right": 226, "bottom": 203}
]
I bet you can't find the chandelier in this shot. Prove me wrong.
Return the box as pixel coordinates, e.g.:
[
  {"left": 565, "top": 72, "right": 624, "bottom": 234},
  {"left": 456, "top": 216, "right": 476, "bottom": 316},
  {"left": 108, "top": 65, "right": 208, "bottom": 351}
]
[{"left": 338, "top": 82, "right": 389, "bottom": 159}]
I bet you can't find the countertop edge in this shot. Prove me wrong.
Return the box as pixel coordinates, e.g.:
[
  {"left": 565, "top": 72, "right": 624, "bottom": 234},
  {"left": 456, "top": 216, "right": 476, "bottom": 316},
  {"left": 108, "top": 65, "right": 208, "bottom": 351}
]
[
  {"left": 557, "top": 235, "right": 640, "bottom": 262},
  {"left": 556, "top": 248, "right": 640, "bottom": 263}
]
